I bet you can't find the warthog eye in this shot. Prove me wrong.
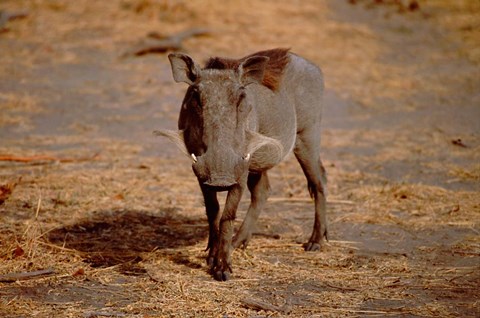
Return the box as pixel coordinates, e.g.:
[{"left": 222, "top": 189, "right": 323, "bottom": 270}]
[{"left": 237, "top": 88, "right": 246, "bottom": 107}]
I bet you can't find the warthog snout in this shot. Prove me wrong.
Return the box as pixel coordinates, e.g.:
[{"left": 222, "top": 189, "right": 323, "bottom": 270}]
[
  {"left": 203, "top": 175, "right": 237, "bottom": 188},
  {"left": 192, "top": 150, "right": 249, "bottom": 188}
]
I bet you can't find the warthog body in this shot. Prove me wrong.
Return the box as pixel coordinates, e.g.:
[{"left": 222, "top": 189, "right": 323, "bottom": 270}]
[{"left": 157, "top": 48, "right": 327, "bottom": 280}]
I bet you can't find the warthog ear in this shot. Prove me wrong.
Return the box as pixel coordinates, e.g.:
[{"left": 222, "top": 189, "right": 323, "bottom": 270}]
[
  {"left": 168, "top": 53, "right": 200, "bottom": 85},
  {"left": 238, "top": 56, "right": 270, "bottom": 86},
  {"left": 153, "top": 129, "right": 189, "bottom": 158}
]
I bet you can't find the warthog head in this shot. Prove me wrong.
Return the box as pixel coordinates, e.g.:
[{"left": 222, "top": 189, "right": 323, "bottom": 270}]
[{"left": 155, "top": 52, "right": 285, "bottom": 189}]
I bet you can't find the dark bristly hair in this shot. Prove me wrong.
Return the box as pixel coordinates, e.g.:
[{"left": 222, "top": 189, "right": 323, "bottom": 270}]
[{"left": 204, "top": 48, "right": 290, "bottom": 91}]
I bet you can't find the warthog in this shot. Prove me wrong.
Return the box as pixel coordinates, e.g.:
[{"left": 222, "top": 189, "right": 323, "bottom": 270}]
[{"left": 156, "top": 48, "right": 327, "bottom": 281}]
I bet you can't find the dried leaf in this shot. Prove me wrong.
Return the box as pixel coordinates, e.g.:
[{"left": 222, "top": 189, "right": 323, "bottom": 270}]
[
  {"left": 72, "top": 268, "right": 85, "bottom": 277},
  {"left": 0, "top": 182, "right": 16, "bottom": 205},
  {"left": 13, "top": 245, "right": 25, "bottom": 258}
]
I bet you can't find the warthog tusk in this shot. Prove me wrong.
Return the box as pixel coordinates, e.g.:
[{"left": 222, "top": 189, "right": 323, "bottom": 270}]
[
  {"left": 191, "top": 153, "right": 198, "bottom": 163},
  {"left": 243, "top": 153, "right": 251, "bottom": 161}
]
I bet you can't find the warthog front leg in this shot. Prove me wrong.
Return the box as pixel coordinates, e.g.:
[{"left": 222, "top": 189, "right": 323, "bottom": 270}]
[
  {"left": 294, "top": 128, "right": 328, "bottom": 251},
  {"left": 202, "top": 184, "right": 243, "bottom": 281},
  {"left": 233, "top": 171, "right": 270, "bottom": 249},
  {"left": 200, "top": 185, "right": 220, "bottom": 267}
]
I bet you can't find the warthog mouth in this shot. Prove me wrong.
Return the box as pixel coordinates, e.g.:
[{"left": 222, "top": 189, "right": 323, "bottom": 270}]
[
  {"left": 203, "top": 175, "right": 237, "bottom": 189},
  {"left": 203, "top": 184, "right": 235, "bottom": 192}
]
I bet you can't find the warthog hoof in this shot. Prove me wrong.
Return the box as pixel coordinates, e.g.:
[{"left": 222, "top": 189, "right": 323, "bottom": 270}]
[
  {"left": 213, "top": 269, "right": 231, "bottom": 281},
  {"left": 304, "top": 227, "right": 327, "bottom": 251},
  {"left": 304, "top": 241, "right": 321, "bottom": 251},
  {"left": 207, "top": 254, "right": 232, "bottom": 281}
]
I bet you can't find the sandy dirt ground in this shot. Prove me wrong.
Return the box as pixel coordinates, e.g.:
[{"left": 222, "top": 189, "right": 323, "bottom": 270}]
[{"left": 0, "top": 0, "right": 479, "bottom": 317}]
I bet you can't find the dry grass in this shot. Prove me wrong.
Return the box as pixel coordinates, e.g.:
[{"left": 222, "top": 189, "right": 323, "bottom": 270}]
[
  {"left": 1, "top": 0, "right": 479, "bottom": 317},
  {"left": 1, "top": 150, "right": 478, "bottom": 317},
  {"left": 424, "top": 0, "right": 480, "bottom": 64},
  {"left": 0, "top": 93, "right": 43, "bottom": 131}
]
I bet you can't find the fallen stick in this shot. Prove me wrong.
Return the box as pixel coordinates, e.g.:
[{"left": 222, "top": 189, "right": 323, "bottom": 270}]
[
  {"left": 268, "top": 197, "right": 355, "bottom": 205},
  {"left": 83, "top": 311, "right": 126, "bottom": 318},
  {"left": 323, "top": 282, "right": 359, "bottom": 292},
  {"left": 328, "top": 239, "right": 361, "bottom": 245},
  {"left": 0, "top": 152, "right": 100, "bottom": 163},
  {"left": 123, "top": 28, "right": 211, "bottom": 57},
  {"left": 0, "top": 10, "right": 29, "bottom": 31},
  {"left": 241, "top": 297, "right": 289, "bottom": 313},
  {"left": 0, "top": 268, "right": 55, "bottom": 282}
]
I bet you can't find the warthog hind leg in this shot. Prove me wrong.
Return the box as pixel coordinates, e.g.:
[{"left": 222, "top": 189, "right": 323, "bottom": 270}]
[{"left": 294, "top": 127, "right": 328, "bottom": 251}]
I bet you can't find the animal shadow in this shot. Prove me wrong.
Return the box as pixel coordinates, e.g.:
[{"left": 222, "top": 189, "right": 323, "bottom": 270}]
[{"left": 47, "top": 209, "right": 207, "bottom": 268}]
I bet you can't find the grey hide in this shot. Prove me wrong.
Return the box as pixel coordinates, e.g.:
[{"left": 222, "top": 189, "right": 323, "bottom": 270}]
[{"left": 155, "top": 49, "right": 327, "bottom": 281}]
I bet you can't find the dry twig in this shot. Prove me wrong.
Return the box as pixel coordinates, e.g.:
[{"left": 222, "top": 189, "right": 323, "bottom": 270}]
[
  {"left": 123, "top": 28, "right": 211, "bottom": 57},
  {"left": 0, "top": 152, "right": 100, "bottom": 163},
  {"left": 0, "top": 10, "right": 29, "bottom": 31},
  {"left": 241, "top": 297, "right": 289, "bottom": 313},
  {"left": 0, "top": 268, "right": 55, "bottom": 282}
]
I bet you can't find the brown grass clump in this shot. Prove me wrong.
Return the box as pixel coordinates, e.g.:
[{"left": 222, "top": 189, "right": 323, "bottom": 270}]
[
  {"left": 345, "top": 182, "right": 479, "bottom": 228},
  {"left": 449, "top": 164, "right": 480, "bottom": 182},
  {"left": 423, "top": 0, "right": 480, "bottom": 64},
  {"left": 0, "top": 146, "right": 478, "bottom": 317},
  {"left": 0, "top": 93, "right": 42, "bottom": 131}
]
